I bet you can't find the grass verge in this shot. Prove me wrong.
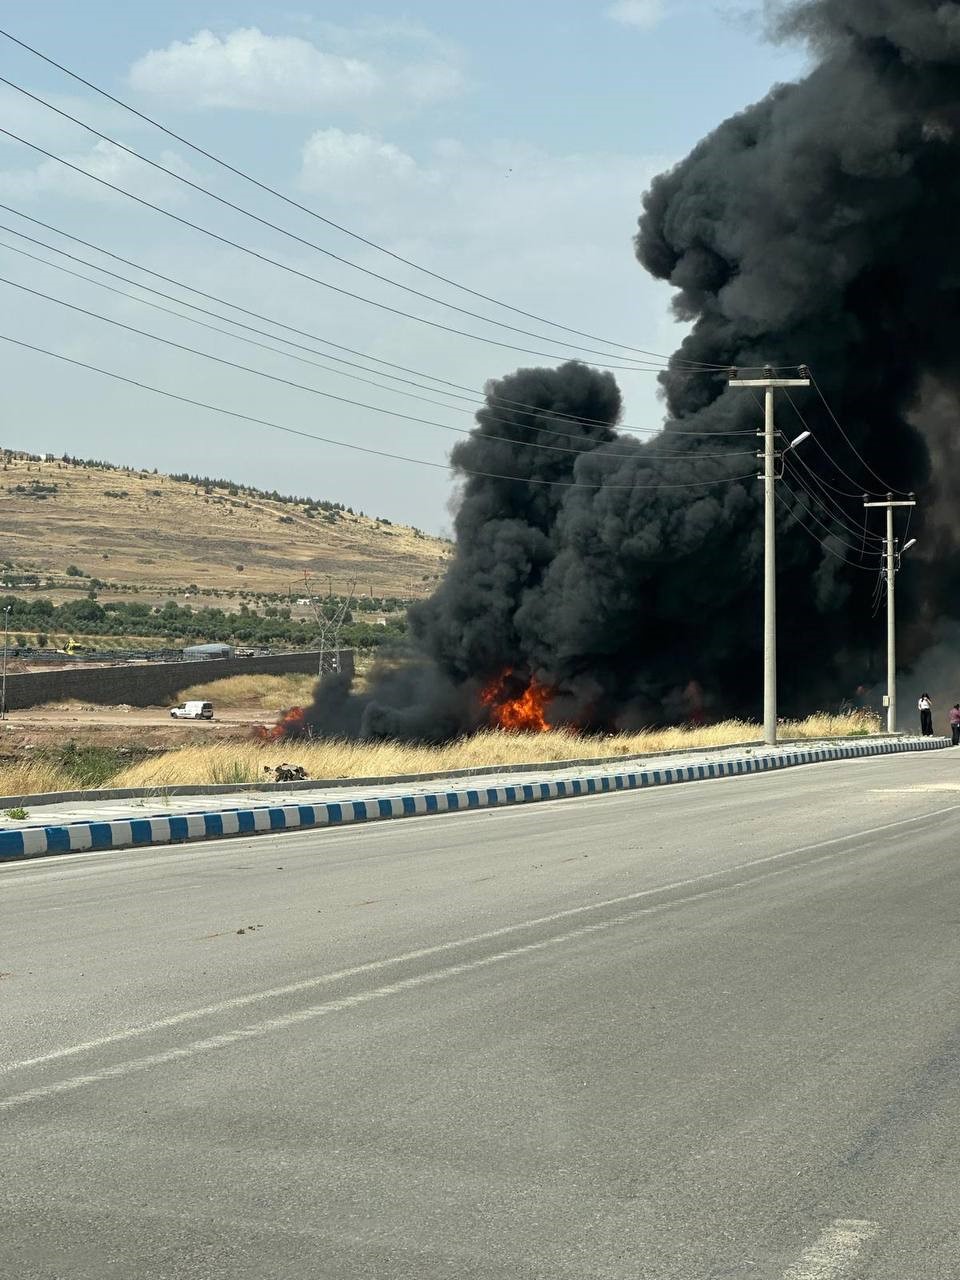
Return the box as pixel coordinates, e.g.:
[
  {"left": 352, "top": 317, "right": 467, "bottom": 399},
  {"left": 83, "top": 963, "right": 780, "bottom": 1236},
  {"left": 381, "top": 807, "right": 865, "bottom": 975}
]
[
  {"left": 108, "top": 710, "right": 880, "bottom": 789},
  {"left": 175, "top": 673, "right": 318, "bottom": 710},
  {"left": 0, "top": 710, "right": 884, "bottom": 797},
  {"left": 0, "top": 740, "right": 152, "bottom": 797}
]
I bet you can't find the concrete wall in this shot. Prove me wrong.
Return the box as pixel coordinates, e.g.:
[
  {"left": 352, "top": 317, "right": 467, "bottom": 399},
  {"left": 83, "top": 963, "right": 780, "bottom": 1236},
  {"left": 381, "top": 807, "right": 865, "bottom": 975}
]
[{"left": 3, "top": 650, "right": 354, "bottom": 710}]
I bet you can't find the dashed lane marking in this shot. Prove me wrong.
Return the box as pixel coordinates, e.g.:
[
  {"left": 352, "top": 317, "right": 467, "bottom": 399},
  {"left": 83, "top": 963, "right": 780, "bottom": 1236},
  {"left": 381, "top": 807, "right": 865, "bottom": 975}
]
[{"left": 3, "top": 802, "right": 958, "bottom": 1089}]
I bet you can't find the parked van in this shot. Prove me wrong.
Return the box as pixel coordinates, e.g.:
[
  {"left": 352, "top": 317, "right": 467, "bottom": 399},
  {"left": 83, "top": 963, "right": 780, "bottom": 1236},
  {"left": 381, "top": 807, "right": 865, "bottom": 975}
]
[{"left": 169, "top": 701, "right": 214, "bottom": 720}]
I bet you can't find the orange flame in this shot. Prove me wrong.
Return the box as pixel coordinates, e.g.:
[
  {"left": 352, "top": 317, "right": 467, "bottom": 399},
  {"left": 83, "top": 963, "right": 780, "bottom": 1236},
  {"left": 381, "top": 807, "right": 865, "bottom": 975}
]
[
  {"left": 253, "top": 705, "right": 307, "bottom": 742},
  {"left": 480, "top": 670, "right": 552, "bottom": 732}
]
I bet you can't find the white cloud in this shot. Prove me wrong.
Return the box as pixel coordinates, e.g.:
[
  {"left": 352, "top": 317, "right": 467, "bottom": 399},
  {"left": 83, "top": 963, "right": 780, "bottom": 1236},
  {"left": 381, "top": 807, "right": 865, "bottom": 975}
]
[
  {"left": 606, "top": 0, "right": 665, "bottom": 29},
  {"left": 0, "top": 113, "right": 676, "bottom": 533},
  {"left": 127, "top": 25, "right": 464, "bottom": 114},
  {"left": 293, "top": 16, "right": 467, "bottom": 107},
  {"left": 0, "top": 138, "right": 194, "bottom": 204},
  {"left": 300, "top": 129, "right": 418, "bottom": 193},
  {"left": 0, "top": 85, "right": 148, "bottom": 154},
  {"left": 395, "top": 59, "right": 466, "bottom": 107},
  {"left": 128, "top": 28, "right": 380, "bottom": 112}
]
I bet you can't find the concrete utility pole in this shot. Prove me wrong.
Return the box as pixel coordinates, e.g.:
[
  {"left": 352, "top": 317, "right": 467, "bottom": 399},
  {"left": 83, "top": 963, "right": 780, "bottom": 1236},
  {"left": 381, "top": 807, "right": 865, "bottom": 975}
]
[
  {"left": 730, "top": 367, "right": 810, "bottom": 745},
  {"left": 1, "top": 603, "right": 10, "bottom": 721},
  {"left": 863, "top": 494, "right": 917, "bottom": 733}
]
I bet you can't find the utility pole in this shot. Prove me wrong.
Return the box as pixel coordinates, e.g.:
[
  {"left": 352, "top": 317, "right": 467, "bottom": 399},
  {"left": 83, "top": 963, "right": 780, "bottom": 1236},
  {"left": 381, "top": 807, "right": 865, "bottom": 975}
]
[
  {"left": 863, "top": 494, "right": 916, "bottom": 733},
  {"left": 1, "top": 603, "right": 10, "bottom": 720},
  {"left": 730, "top": 366, "right": 810, "bottom": 745}
]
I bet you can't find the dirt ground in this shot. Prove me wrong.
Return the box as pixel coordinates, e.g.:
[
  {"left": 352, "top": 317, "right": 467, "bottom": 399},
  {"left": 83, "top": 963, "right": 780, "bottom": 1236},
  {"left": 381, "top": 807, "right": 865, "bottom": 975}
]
[{"left": 0, "top": 704, "right": 271, "bottom": 751}]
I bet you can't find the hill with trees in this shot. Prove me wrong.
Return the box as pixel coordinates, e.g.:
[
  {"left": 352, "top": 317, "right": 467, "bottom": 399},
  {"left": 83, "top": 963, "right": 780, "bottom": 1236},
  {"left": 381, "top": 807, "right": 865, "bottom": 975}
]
[{"left": 0, "top": 447, "right": 450, "bottom": 604}]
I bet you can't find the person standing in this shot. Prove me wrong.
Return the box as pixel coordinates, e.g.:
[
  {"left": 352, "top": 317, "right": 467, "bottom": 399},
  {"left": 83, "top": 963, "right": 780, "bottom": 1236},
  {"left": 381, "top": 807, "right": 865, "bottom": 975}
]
[
  {"left": 950, "top": 703, "right": 960, "bottom": 747},
  {"left": 919, "top": 692, "right": 934, "bottom": 736}
]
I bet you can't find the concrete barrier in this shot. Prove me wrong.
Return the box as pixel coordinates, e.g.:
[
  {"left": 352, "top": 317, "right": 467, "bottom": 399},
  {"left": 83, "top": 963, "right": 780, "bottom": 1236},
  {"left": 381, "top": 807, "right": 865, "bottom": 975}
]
[
  {"left": 0, "top": 735, "right": 948, "bottom": 861},
  {"left": 2, "top": 649, "right": 354, "bottom": 710}
]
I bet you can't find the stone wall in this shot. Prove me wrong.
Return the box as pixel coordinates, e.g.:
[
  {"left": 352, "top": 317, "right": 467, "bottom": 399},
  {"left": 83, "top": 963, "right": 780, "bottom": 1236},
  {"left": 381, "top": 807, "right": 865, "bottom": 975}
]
[{"left": 3, "top": 650, "right": 354, "bottom": 710}]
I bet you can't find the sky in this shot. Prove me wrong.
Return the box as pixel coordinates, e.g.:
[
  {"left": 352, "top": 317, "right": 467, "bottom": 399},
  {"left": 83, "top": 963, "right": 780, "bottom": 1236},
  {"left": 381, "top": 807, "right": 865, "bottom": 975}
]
[{"left": 0, "top": 1, "right": 808, "bottom": 534}]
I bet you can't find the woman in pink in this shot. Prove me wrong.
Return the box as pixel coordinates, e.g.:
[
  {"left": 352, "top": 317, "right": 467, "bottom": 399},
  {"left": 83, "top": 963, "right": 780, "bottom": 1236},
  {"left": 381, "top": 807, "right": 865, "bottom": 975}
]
[{"left": 950, "top": 703, "right": 960, "bottom": 747}]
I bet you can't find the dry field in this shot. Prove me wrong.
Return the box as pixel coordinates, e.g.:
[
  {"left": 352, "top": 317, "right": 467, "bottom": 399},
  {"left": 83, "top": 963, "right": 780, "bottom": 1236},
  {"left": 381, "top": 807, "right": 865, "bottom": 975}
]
[
  {"left": 0, "top": 453, "right": 450, "bottom": 598},
  {"left": 176, "top": 673, "right": 318, "bottom": 710},
  {"left": 0, "top": 711, "right": 882, "bottom": 796}
]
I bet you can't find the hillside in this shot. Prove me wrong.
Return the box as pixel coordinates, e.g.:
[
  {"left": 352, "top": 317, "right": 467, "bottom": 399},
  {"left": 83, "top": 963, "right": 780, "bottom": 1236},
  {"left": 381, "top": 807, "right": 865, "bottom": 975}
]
[{"left": 0, "top": 449, "right": 451, "bottom": 602}]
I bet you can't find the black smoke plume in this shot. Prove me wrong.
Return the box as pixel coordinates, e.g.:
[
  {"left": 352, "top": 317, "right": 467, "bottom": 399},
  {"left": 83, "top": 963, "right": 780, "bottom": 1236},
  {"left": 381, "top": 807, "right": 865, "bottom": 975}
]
[{"left": 302, "top": 0, "right": 960, "bottom": 740}]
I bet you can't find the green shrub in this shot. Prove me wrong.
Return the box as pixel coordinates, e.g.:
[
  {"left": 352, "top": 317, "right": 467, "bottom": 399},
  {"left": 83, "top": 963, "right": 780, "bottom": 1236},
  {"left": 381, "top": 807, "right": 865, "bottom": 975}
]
[{"left": 50, "top": 742, "right": 132, "bottom": 788}]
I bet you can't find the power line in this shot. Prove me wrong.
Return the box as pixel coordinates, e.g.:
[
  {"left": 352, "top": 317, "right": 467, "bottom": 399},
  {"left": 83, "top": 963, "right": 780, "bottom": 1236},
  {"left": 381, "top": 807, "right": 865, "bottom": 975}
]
[
  {"left": 871, "top": 565, "right": 886, "bottom": 618},
  {"left": 0, "top": 273, "right": 755, "bottom": 463},
  {"left": 0, "top": 235, "right": 473, "bottom": 416},
  {"left": 779, "top": 476, "right": 884, "bottom": 561},
  {"left": 781, "top": 387, "right": 886, "bottom": 499},
  {"left": 805, "top": 438, "right": 875, "bottom": 499},
  {"left": 786, "top": 452, "right": 882, "bottom": 537},
  {"left": 0, "top": 73, "right": 738, "bottom": 371},
  {"left": 0, "top": 330, "right": 761, "bottom": 492},
  {"left": 775, "top": 488, "right": 882, "bottom": 571},
  {"left": 746, "top": 382, "right": 870, "bottom": 537},
  {"left": 1, "top": 124, "right": 690, "bottom": 374},
  {"left": 783, "top": 454, "right": 885, "bottom": 546},
  {"left": 0, "top": 27, "right": 793, "bottom": 371},
  {"left": 807, "top": 373, "right": 912, "bottom": 497},
  {"left": 778, "top": 475, "right": 868, "bottom": 553},
  {"left": 0, "top": 203, "right": 757, "bottom": 439}
]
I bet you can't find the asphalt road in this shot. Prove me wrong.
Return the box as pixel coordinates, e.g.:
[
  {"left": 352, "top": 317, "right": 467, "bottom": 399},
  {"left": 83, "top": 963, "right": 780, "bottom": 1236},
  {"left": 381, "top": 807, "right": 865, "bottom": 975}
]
[{"left": 2, "top": 749, "right": 960, "bottom": 1279}]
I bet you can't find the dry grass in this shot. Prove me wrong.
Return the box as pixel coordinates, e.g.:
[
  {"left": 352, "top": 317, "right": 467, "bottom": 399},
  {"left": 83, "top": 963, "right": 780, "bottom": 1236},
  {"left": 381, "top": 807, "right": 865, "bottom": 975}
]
[
  {"left": 779, "top": 710, "right": 882, "bottom": 739},
  {"left": 105, "top": 710, "right": 883, "bottom": 789},
  {"left": 0, "top": 453, "right": 450, "bottom": 597},
  {"left": 176, "top": 673, "right": 318, "bottom": 710},
  {"left": 0, "top": 709, "right": 884, "bottom": 796},
  {"left": 0, "top": 756, "right": 77, "bottom": 798}
]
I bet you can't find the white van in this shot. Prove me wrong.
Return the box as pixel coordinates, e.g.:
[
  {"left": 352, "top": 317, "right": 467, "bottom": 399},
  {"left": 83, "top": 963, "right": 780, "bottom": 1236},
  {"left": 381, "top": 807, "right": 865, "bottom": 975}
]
[{"left": 169, "top": 701, "right": 214, "bottom": 720}]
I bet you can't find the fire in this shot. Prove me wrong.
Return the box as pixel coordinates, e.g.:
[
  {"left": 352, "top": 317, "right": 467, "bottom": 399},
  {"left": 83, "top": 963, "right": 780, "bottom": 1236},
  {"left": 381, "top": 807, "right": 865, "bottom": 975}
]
[
  {"left": 480, "top": 670, "right": 552, "bottom": 732},
  {"left": 253, "top": 705, "right": 307, "bottom": 742}
]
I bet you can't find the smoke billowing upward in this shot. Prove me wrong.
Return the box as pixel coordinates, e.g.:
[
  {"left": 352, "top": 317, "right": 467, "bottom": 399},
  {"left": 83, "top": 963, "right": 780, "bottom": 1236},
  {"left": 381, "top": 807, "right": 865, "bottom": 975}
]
[{"left": 302, "top": 0, "right": 960, "bottom": 741}]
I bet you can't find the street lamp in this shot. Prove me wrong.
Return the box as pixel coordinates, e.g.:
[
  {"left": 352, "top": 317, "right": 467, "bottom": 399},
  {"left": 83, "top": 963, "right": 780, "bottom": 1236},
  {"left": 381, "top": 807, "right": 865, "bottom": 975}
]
[
  {"left": 863, "top": 494, "right": 917, "bottom": 733},
  {"left": 729, "top": 368, "right": 811, "bottom": 744}
]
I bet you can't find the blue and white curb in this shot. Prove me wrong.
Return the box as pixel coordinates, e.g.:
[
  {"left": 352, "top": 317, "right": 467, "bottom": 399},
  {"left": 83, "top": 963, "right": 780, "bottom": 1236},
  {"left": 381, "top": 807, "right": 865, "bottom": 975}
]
[{"left": 0, "top": 737, "right": 948, "bottom": 862}]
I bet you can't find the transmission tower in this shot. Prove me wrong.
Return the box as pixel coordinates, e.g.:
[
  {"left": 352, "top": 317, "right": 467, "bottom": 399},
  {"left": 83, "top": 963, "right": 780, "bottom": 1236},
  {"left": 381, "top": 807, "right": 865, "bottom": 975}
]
[{"left": 303, "top": 574, "right": 356, "bottom": 677}]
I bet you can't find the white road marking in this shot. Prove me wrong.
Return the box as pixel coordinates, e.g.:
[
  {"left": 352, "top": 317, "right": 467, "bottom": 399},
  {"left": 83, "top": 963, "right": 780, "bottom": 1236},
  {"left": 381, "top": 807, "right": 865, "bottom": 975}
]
[
  {"left": 3, "top": 802, "right": 957, "bottom": 1081},
  {"left": 0, "top": 901, "right": 684, "bottom": 1112},
  {"left": 782, "top": 1218, "right": 879, "bottom": 1279},
  {"left": 871, "top": 783, "right": 960, "bottom": 793}
]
